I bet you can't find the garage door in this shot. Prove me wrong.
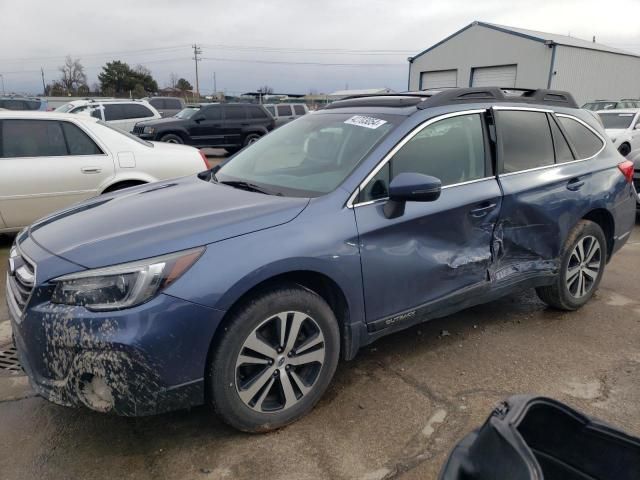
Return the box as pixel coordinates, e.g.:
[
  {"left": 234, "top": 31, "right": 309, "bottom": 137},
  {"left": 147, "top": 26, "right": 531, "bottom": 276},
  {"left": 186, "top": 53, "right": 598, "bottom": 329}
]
[
  {"left": 420, "top": 69, "right": 457, "bottom": 90},
  {"left": 471, "top": 65, "right": 517, "bottom": 88}
]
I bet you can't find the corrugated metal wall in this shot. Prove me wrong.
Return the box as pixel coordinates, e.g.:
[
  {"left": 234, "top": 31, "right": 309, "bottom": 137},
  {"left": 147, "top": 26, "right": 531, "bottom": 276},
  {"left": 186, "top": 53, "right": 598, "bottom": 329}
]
[
  {"left": 551, "top": 46, "right": 640, "bottom": 105},
  {"left": 408, "top": 24, "right": 552, "bottom": 91}
]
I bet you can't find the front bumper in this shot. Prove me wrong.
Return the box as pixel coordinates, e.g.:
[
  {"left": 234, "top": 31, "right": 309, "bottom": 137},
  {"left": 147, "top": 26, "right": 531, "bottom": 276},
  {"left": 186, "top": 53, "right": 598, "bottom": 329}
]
[{"left": 6, "top": 240, "right": 225, "bottom": 416}]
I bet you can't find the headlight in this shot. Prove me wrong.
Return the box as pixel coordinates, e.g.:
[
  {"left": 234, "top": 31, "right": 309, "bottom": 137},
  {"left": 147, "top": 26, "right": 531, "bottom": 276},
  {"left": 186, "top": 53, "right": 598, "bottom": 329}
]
[
  {"left": 143, "top": 126, "right": 155, "bottom": 134},
  {"left": 51, "top": 247, "right": 204, "bottom": 311}
]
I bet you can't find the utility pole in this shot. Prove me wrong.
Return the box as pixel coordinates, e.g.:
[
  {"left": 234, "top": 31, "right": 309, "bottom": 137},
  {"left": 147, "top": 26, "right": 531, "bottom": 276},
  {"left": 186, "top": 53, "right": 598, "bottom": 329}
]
[
  {"left": 192, "top": 44, "right": 202, "bottom": 99},
  {"left": 213, "top": 72, "right": 217, "bottom": 97},
  {"left": 40, "top": 68, "right": 46, "bottom": 96},
  {"left": 0, "top": 74, "right": 4, "bottom": 95}
]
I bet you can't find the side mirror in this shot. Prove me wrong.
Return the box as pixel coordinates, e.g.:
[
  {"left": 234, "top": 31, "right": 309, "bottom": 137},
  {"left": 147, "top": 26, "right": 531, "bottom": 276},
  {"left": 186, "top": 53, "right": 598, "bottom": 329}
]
[{"left": 383, "top": 172, "right": 442, "bottom": 219}]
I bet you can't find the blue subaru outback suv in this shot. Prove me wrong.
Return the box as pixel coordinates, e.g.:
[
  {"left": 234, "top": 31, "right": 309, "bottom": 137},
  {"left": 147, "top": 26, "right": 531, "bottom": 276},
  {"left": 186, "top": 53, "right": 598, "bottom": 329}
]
[{"left": 6, "top": 88, "right": 637, "bottom": 431}]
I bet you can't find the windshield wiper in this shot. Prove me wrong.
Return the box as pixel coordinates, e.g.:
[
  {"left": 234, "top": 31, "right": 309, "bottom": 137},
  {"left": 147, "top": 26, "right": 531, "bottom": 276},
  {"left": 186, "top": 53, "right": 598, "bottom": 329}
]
[{"left": 217, "top": 180, "right": 274, "bottom": 195}]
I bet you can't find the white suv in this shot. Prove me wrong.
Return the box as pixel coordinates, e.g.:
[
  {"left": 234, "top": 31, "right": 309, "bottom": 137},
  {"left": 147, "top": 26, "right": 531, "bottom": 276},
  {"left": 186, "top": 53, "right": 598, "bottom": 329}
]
[
  {"left": 56, "top": 99, "right": 161, "bottom": 132},
  {"left": 0, "top": 111, "right": 208, "bottom": 232},
  {"left": 597, "top": 108, "right": 640, "bottom": 159}
]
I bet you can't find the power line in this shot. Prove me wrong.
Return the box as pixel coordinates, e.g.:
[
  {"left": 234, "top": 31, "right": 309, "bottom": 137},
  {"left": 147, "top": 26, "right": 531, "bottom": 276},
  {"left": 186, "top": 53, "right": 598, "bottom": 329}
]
[
  {"left": 0, "top": 45, "right": 191, "bottom": 63},
  {"left": 201, "top": 57, "right": 404, "bottom": 67}
]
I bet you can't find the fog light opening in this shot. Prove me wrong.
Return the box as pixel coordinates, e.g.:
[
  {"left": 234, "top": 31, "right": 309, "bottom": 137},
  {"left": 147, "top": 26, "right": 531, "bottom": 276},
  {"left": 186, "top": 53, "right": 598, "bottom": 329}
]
[{"left": 80, "top": 375, "right": 115, "bottom": 412}]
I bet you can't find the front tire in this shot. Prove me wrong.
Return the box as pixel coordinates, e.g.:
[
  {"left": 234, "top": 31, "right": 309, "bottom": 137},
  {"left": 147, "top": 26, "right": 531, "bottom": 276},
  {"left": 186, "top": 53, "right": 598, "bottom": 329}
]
[
  {"left": 536, "top": 220, "right": 606, "bottom": 310},
  {"left": 208, "top": 285, "right": 340, "bottom": 432},
  {"left": 160, "top": 133, "right": 184, "bottom": 144}
]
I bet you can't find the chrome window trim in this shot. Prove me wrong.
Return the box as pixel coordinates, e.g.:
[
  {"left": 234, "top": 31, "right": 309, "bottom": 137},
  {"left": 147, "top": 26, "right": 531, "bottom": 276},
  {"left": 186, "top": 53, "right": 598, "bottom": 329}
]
[
  {"left": 493, "top": 105, "right": 554, "bottom": 113},
  {"left": 496, "top": 111, "right": 606, "bottom": 178},
  {"left": 347, "top": 109, "right": 486, "bottom": 208}
]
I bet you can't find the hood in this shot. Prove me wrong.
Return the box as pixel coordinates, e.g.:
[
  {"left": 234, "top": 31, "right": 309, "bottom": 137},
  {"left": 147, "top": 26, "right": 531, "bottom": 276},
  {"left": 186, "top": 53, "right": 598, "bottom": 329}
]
[
  {"left": 29, "top": 175, "right": 309, "bottom": 269},
  {"left": 136, "top": 116, "right": 185, "bottom": 128},
  {"left": 604, "top": 129, "right": 627, "bottom": 141}
]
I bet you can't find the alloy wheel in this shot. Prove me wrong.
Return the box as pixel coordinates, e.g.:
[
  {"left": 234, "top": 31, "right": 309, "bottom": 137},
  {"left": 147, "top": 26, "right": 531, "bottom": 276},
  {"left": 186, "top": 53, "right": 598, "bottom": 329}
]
[
  {"left": 566, "top": 235, "right": 601, "bottom": 298},
  {"left": 235, "top": 311, "right": 325, "bottom": 413}
]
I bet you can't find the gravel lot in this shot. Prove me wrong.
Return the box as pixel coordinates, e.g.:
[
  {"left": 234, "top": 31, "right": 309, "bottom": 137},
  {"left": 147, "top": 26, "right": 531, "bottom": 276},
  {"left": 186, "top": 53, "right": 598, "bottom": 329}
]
[{"left": 1, "top": 214, "right": 638, "bottom": 480}]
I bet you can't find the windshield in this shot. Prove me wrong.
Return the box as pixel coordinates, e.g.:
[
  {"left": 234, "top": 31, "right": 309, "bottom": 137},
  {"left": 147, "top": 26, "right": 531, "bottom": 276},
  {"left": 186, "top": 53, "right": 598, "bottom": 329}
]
[
  {"left": 598, "top": 112, "right": 636, "bottom": 129},
  {"left": 55, "top": 102, "right": 79, "bottom": 113},
  {"left": 175, "top": 107, "right": 200, "bottom": 119},
  {"left": 215, "top": 112, "right": 400, "bottom": 197},
  {"left": 96, "top": 120, "right": 153, "bottom": 147}
]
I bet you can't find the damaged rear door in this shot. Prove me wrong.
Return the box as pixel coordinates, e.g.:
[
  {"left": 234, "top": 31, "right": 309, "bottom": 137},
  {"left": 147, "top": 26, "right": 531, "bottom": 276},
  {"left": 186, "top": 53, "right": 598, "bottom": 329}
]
[
  {"left": 491, "top": 107, "right": 597, "bottom": 282},
  {"left": 353, "top": 110, "right": 501, "bottom": 330}
]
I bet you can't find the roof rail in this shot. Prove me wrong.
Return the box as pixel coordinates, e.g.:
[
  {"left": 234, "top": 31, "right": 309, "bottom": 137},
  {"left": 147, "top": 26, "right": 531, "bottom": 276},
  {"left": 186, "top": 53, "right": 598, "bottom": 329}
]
[{"left": 417, "top": 87, "right": 579, "bottom": 109}]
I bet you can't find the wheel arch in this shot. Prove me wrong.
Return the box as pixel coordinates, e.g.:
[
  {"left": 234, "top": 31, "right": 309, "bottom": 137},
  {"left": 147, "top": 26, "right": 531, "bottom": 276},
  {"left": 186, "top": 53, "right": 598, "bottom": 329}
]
[
  {"left": 158, "top": 129, "right": 189, "bottom": 142},
  {"left": 582, "top": 208, "right": 615, "bottom": 260},
  {"left": 99, "top": 173, "right": 156, "bottom": 194},
  {"left": 209, "top": 269, "right": 357, "bottom": 363}
]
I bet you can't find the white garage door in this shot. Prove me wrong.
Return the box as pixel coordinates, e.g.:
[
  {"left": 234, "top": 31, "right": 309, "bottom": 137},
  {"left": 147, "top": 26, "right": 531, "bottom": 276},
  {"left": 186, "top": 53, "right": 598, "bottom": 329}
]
[
  {"left": 471, "top": 65, "right": 517, "bottom": 88},
  {"left": 420, "top": 69, "right": 457, "bottom": 90}
]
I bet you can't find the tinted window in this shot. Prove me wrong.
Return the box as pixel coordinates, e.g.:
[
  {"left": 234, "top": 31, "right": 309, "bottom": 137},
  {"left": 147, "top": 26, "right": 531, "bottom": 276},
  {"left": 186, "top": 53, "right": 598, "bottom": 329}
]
[
  {"left": 203, "top": 105, "right": 222, "bottom": 120},
  {"left": 1, "top": 99, "right": 27, "bottom": 110},
  {"left": 91, "top": 108, "right": 102, "bottom": 120},
  {"left": 166, "top": 99, "right": 182, "bottom": 110},
  {"left": 225, "top": 105, "right": 246, "bottom": 120},
  {"left": 558, "top": 116, "right": 603, "bottom": 159},
  {"left": 123, "top": 104, "right": 155, "bottom": 119},
  {"left": 498, "top": 111, "right": 554, "bottom": 173},
  {"left": 361, "top": 114, "right": 486, "bottom": 202},
  {"left": 103, "top": 104, "right": 125, "bottom": 121},
  {"left": 1, "top": 120, "right": 67, "bottom": 157},
  {"left": 277, "top": 105, "right": 292, "bottom": 117},
  {"left": 148, "top": 98, "right": 164, "bottom": 109},
  {"left": 248, "top": 106, "right": 268, "bottom": 119},
  {"left": 294, "top": 105, "right": 306, "bottom": 115},
  {"left": 61, "top": 122, "right": 102, "bottom": 155},
  {"left": 549, "top": 115, "right": 574, "bottom": 163}
]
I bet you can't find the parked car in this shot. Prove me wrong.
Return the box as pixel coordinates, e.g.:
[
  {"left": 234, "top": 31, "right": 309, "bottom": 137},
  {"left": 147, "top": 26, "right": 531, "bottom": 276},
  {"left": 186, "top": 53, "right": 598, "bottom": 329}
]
[
  {"left": 0, "top": 96, "right": 48, "bottom": 111},
  {"left": 582, "top": 99, "right": 640, "bottom": 111},
  {"left": 143, "top": 96, "right": 185, "bottom": 118},
  {"left": 55, "top": 99, "right": 161, "bottom": 132},
  {"left": 133, "top": 103, "right": 275, "bottom": 153},
  {"left": 596, "top": 108, "right": 640, "bottom": 158},
  {"left": 7, "top": 88, "right": 636, "bottom": 432},
  {"left": 0, "top": 111, "right": 208, "bottom": 233},
  {"left": 262, "top": 103, "right": 309, "bottom": 127}
]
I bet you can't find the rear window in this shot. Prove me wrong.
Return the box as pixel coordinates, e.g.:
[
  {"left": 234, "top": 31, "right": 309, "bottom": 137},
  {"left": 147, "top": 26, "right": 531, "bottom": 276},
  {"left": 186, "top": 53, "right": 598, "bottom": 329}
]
[
  {"left": 498, "top": 111, "right": 554, "bottom": 173},
  {"left": 61, "top": 122, "right": 103, "bottom": 155},
  {"left": 598, "top": 112, "right": 635, "bottom": 130},
  {"left": 557, "top": 116, "right": 604, "bottom": 159}
]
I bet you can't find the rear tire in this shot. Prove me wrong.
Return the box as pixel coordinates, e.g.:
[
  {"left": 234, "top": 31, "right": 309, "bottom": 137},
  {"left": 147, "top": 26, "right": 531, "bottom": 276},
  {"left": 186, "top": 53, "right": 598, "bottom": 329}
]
[
  {"left": 536, "top": 220, "right": 606, "bottom": 310},
  {"left": 243, "top": 133, "right": 262, "bottom": 147},
  {"left": 160, "top": 133, "right": 184, "bottom": 144},
  {"left": 618, "top": 142, "right": 631, "bottom": 157},
  {"left": 208, "top": 284, "right": 340, "bottom": 432}
]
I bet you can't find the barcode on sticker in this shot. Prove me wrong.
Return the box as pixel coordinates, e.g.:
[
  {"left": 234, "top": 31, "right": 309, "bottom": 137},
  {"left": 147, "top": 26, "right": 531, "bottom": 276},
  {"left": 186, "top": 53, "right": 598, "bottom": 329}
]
[{"left": 344, "top": 115, "right": 387, "bottom": 129}]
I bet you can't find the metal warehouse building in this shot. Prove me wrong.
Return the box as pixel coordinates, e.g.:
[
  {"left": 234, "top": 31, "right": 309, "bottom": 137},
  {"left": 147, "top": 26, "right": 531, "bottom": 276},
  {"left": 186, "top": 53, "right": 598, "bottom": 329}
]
[{"left": 408, "top": 21, "right": 640, "bottom": 104}]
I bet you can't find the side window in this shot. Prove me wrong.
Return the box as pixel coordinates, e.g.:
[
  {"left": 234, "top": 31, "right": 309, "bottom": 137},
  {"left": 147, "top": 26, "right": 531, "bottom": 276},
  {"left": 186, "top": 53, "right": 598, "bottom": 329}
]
[
  {"left": 61, "top": 122, "right": 103, "bottom": 155},
  {"left": 265, "top": 106, "right": 276, "bottom": 116},
  {"left": 90, "top": 107, "right": 102, "bottom": 120},
  {"left": 1, "top": 120, "right": 67, "bottom": 157},
  {"left": 248, "top": 106, "right": 268, "bottom": 119},
  {"left": 103, "top": 104, "right": 125, "bottom": 121},
  {"left": 497, "top": 111, "right": 554, "bottom": 173},
  {"left": 203, "top": 105, "right": 222, "bottom": 120},
  {"left": 557, "top": 116, "right": 604, "bottom": 159},
  {"left": 225, "top": 105, "right": 247, "bottom": 120},
  {"left": 148, "top": 98, "right": 163, "bottom": 109},
  {"left": 167, "top": 99, "right": 182, "bottom": 110},
  {"left": 277, "top": 105, "right": 292, "bottom": 117},
  {"left": 294, "top": 105, "right": 306, "bottom": 115},
  {"left": 359, "top": 114, "right": 486, "bottom": 202},
  {"left": 548, "top": 115, "right": 575, "bottom": 163},
  {"left": 124, "top": 104, "right": 155, "bottom": 119}
]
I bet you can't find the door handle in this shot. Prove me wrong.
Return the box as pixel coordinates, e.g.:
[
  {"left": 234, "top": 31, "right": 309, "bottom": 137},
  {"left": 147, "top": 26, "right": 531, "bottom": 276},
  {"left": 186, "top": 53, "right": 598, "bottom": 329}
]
[
  {"left": 469, "top": 202, "right": 497, "bottom": 218},
  {"left": 567, "top": 178, "right": 585, "bottom": 191},
  {"left": 81, "top": 167, "right": 102, "bottom": 174}
]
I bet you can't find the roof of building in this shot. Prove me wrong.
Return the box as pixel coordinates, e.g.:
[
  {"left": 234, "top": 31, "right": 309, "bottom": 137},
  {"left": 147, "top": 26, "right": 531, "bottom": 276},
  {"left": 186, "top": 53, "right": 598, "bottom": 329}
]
[{"left": 411, "top": 21, "right": 640, "bottom": 61}]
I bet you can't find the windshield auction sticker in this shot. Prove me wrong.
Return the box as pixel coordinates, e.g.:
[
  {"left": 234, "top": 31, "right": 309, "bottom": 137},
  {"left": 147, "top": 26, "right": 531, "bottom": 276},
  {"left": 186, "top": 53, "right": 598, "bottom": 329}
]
[{"left": 344, "top": 115, "right": 387, "bottom": 129}]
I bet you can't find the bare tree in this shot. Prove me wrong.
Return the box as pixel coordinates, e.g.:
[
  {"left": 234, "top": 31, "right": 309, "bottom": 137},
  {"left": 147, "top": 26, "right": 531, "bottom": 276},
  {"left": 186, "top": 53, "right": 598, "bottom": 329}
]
[
  {"left": 169, "top": 72, "right": 178, "bottom": 89},
  {"left": 59, "top": 56, "right": 87, "bottom": 94},
  {"left": 134, "top": 64, "right": 152, "bottom": 76},
  {"left": 257, "top": 85, "right": 274, "bottom": 95}
]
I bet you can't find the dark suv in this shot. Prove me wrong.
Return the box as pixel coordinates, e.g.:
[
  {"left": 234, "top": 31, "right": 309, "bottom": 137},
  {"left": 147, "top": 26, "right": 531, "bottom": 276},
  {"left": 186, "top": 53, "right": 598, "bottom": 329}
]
[
  {"left": 133, "top": 103, "right": 275, "bottom": 153},
  {"left": 8, "top": 88, "right": 636, "bottom": 432}
]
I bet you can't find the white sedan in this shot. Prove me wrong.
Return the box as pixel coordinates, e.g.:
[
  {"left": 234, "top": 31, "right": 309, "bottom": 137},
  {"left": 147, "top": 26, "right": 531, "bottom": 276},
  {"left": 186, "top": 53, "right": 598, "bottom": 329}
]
[
  {"left": 596, "top": 108, "right": 640, "bottom": 159},
  {"left": 0, "top": 111, "right": 209, "bottom": 233}
]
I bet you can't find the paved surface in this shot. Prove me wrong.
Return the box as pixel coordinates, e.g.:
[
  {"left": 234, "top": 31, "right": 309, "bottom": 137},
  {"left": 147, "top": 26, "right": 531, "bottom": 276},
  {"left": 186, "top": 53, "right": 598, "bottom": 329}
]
[
  {"left": 1, "top": 218, "right": 639, "bottom": 480},
  {"left": 202, "top": 148, "right": 229, "bottom": 169}
]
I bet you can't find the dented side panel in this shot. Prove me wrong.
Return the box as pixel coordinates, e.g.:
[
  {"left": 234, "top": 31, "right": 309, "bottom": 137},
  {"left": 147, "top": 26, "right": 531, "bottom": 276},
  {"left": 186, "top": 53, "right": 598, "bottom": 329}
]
[{"left": 354, "top": 179, "right": 502, "bottom": 322}]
